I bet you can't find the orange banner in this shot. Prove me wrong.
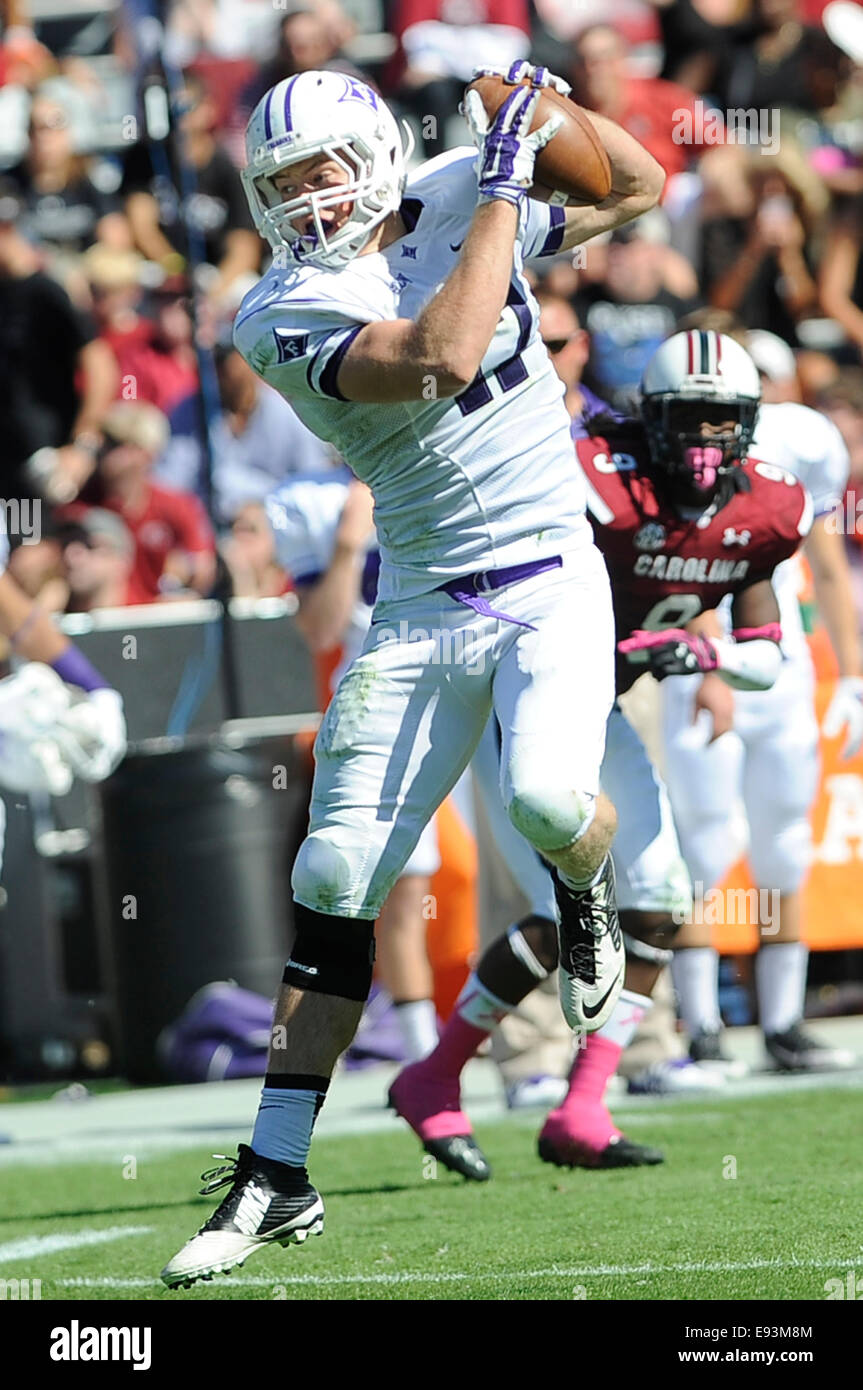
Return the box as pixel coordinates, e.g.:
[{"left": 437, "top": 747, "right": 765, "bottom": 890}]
[{"left": 714, "top": 676, "right": 863, "bottom": 953}]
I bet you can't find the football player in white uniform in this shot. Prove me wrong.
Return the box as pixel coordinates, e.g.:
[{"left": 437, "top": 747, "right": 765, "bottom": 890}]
[
  {"left": 663, "top": 388, "right": 862, "bottom": 1073},
  {"left": 0, "top": 520, "right": 126, "bottom": 881},
  {"left": 161, "top": 63, "right": 665, "bottom": 1287},
  {"left": 267, "top": 470, "right": 442, "bottom": 1062},
  {"left": 389, "top": 330, "right": 810, "bottom": 1178}
]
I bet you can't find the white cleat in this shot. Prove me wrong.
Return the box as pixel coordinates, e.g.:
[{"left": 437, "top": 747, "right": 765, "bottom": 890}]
[
  {"left": 160, "top": 1145, "right": 324, "bottom": 1290},
  {"left": 552, "top": 857, "right": 624, "bottom": 1033}
]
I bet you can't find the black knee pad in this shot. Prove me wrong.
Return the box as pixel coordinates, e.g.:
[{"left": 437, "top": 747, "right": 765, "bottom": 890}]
[
  {"left": 620, "top": 909, "right": 679, "bottom": 966},
  {"left": 511, "top": 913, "right": 559, "bottom": 975},
  {"left": 285, "top": 903, "right": 376, "bottom": 1002}
]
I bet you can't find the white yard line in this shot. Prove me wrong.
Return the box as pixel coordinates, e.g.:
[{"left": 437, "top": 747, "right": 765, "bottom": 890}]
[
  {"left": 53, "top": 1254, "right": 863, "bottom": 1290},
  {"left": 0, "top": 1226, "right": 152, "bottom": 1264}
]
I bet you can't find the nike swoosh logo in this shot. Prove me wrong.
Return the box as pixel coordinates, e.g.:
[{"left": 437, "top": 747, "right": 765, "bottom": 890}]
[
  {"left": 450, "top": 240, "right": 464, "bottom": 252},
  {"left": 581, "top": 970, "right": 623, "bottom": 1021}
]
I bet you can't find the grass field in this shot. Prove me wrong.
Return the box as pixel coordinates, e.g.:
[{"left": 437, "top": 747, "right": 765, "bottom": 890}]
[{"left": 2, "top": 1083, "right": 862, "bottom": 1301}]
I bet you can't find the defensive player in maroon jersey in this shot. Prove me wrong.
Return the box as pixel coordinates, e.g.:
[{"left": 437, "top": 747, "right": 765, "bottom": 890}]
[{"left": 389, "top": 330, "right": 813, "bottom": 1175}]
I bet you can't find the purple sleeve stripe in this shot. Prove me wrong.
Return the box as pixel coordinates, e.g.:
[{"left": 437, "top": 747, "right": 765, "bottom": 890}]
[
  {"left": 317, "top": 325, "right": 363, "bottom": 401},
  {"left": 51, "top": 646, "right": 110, "bottom": 693},
  {"left": 538, "top": 205, "right": 566, "bottom": 257}
]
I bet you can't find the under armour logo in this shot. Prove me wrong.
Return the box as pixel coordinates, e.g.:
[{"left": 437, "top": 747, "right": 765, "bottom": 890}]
[
  {"left": 722, "top": 527, "right": 751, "bottom": 547},
  {"left": 401, "top": 245, "right": 417, "bottom": 259}
]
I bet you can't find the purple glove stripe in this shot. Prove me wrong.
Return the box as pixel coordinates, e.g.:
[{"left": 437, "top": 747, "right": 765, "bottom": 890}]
[{"left": 51, "top": 646, "right": 110, "bottom": 693}]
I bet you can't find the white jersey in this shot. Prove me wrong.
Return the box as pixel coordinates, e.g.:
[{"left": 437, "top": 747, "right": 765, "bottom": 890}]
[
  {"left": 234, "top": 149, "right": 591, "bottom": 605},
  {"left": 266, "top": 471, "right": 376, "bottom": 687},
  {"left": 719, "top": 402, "right": 849, "bottom": 654}
]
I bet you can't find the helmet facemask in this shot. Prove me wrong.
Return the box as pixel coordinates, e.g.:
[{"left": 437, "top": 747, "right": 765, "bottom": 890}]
[
  {"left": 642, "top": 394, "right": 759, "bottom": 501},
  {"left": 244, "top": 137, "right": 380, "bottom": 268}
]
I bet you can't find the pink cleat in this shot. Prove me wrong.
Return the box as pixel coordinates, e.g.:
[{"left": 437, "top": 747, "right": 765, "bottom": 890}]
[
  {"left": 388, "top": 1062, "right": 491, "bottom": 1181},
  {"left": 537, "top": 1102, "right": 664, "bottom": 1170}
]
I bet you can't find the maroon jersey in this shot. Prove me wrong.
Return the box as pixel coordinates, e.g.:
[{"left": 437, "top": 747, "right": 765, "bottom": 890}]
[{"left": 576, "top": 434, "right": 813, "bottom": 694}]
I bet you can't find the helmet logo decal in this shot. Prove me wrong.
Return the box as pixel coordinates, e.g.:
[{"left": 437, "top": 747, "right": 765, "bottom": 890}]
[{"left": 337, "top": 77, "right": 379, "bottom": 111}]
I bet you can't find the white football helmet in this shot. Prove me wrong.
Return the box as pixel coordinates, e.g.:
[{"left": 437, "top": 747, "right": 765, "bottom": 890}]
[
  {"left": 640, "top": 330, "right": 761, "bottom": 493},
  {"left": 242, "top": 71, "right": 414, "bottom": 270}
]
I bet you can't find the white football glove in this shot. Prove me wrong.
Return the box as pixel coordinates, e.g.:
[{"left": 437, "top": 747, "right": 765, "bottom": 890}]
[
  {"left": 0, "top": 665, "right": 76, "bottom": 796},
  {"left": 462, "top": 83, "right": 562, "bottom": 206},
  {"left": 472, "top": 61, "right": 572, "bottom": 97},
  {"left": 53, "top": 686, "right": 127, "bottom": 783},
  {"left": 822, "top": 676, "right": 863, "bottom": 760}
]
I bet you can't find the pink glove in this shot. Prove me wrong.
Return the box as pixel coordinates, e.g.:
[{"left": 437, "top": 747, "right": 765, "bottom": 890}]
[{"left": 618, "top": 629, "right": 719, "bottom": 680}]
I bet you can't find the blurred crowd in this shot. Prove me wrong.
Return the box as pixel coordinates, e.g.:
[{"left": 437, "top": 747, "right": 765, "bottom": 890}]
[{"left": 3, "top": 0, "right": 863, "bottom": 622}]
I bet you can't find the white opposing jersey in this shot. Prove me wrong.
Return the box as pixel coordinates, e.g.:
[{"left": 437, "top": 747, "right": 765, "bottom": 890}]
[
  {"left": 234, "top": 149, "right": 590, "bottom": 604},
  {"left": 753, "top": 403, "right": 848, "bottom": 517},
  {"left": 746, "top": 402, "right": 849, "bottom": 654},
  {"left": 266, "top": 471, "right": 374, "bottom": 686}
]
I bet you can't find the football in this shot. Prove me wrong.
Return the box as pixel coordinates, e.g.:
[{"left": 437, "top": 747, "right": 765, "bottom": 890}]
[{"left": 464, "top": 75, "right": 613, "bottom": 206}]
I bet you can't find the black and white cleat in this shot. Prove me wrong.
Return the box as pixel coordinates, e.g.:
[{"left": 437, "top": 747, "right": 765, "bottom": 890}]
[
  {"left": 764, "top": 1022, "right": 856, "bottom": 1073},
  {"left": 160, "top": 1144, "right": 324, "bottom": 1289},
  {"left": 552, "top": 856, "right": 624, "bottom": 1033}
]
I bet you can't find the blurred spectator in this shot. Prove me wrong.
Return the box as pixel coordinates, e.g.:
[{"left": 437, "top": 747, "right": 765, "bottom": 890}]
[
  {"left": 121, "top": 70, "right": 262, "bottom": 302},
  {"left": 85, "top": 249, "right": 201, "bottom": 414},
  {"left": 220, "top": 500, "right": 290, "bottom": 598},
  {"left": 56, "top": 507, "right": 135, "bottom": 612},
  {"left": 534, "top": 0, "right": 659, "bottom": 54},
  {"left": 714, "top": 0, "right": 847, "bottom": 121},
  {"left": 818, "top": 367, "right": 863, "bottom": 484},
  {"left": 816, "top": 367, "right": 863, "bottom": 620},
  {"left": 819, "top": 191, "right": 863, "bottom": 361},
  {"left": 570, "top": 24, "right": 714, "bottom": 185},
  {"left": 164, "top": 0, "right": 354, "bottom": 65},
  {"left": 86, "top": 401, "right": 216, "bottom": 602},
  {"left": 745, "top": 327, "right": 804, "bottom": 401},
  {"left": 534, "top": 290, "right": 593, "bottom": 418},
  {"left": 0, "top": 179, "right": 117, "bottom": 512},
  {"left": 392, "top": 0, "right": 530, "bottom": 158},
  {"left": 650, "top": 0, "right": 747, "bottom": 92},
  {"left": 5, "top": 80, "right": 128, "bottom": 265},
  {"left": 225, "top": 9, "right": 365, "bottom": 165},
  {"left": 703, "top": 145, "right": 827, "bottom": 343},
  {"left": 242, "top": 8, "right": 359, "bottom": 108},
  {"left": 573, "top": 209, "right": 700, "bottom": 411},
  {"left": 207, "top": 344, "right": 332, "bottom": 522},
  {"left": 0, "top": 27, "right": 56, "bottom": 168}
]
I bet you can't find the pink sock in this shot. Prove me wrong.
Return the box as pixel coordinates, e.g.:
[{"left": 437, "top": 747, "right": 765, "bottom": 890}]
[
  {"left": 424, "top": 1013, "right": 488, "bottom": 1077},
  {"left": 390, "top": 975, "right": 510, "bottom": 1142},
  {"left": 422, "top": 974, "right": 511, "bottom": 1080},
  {"left": 560, "top": 1034, "right": 623, "bottom": 1112},
  {"left": 541, "top": 1036, "right": 623, "bottom": 1153}
]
